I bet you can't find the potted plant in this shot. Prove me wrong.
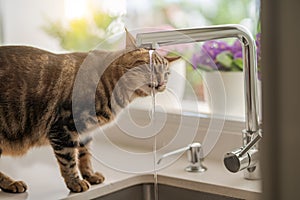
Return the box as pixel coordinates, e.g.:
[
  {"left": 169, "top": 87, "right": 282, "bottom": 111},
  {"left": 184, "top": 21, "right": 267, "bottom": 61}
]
[{"left": 191, "top": 34, "right": 261, "bottom": 117}]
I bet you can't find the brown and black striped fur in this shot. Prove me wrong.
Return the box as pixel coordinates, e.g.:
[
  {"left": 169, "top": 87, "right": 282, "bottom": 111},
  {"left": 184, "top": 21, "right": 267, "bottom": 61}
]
[{"left": 0, "top": 42, "right": 179, "bottom": 193}]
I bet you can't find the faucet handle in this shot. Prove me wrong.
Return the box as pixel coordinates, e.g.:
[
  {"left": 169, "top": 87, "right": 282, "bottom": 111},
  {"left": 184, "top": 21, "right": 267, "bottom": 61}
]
[
  {"left": 157, "top": 142, "right": 207, "bottom": 173},
  {"left": 224, "top": 147, "right": 259, "bottom": 173},
  {"left": 224, "top": 130, "right": 262, "bottom": 175}
]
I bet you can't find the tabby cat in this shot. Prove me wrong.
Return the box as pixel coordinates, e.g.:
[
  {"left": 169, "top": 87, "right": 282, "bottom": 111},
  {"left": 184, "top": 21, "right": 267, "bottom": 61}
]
[{"left": 0, "top": 31, "right": 180, "bottom": 193}]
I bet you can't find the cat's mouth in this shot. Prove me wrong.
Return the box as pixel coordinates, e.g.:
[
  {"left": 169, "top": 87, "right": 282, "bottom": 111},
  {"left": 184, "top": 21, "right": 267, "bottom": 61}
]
[
  {"left": 148, "top": 83, "right": 166, "bottom": 92},
  {"left": 135, "top": 83, "right": 166, "bottom": 97}
]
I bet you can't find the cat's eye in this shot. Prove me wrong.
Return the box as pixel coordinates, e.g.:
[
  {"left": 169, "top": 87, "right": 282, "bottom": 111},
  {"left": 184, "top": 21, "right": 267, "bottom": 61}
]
[{"left": 164, "top": 71, "right": 171, "bottom": 79}]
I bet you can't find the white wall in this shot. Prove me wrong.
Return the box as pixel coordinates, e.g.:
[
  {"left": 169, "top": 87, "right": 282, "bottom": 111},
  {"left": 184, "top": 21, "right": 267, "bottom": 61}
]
[
  {"left": 1, "top": 0, "right": 64, "bottom": 51},
  {"left": 0, "top": 0, "right": 126, "bottom": 52}
]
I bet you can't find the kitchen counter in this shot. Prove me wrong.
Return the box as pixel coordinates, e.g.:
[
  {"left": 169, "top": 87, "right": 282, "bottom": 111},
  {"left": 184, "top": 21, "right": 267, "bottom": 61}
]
[
  {"left": 0, "top": 146, "right": 261, "bottom": 200},
  {"left": 0, "top": 111, "right": 261, "bottom": 200}
]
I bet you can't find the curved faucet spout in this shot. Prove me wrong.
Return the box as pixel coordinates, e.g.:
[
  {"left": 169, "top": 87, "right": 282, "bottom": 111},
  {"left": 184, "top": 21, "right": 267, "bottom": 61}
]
[
  {"left": 137, "top": 24, "right": 252, "bottom": 48},
  {"left": 136, "top": 24, "right": 260, "bottom": 133},
  {"left": 136, "top": 24, "right": 261, "bottom": 179}
]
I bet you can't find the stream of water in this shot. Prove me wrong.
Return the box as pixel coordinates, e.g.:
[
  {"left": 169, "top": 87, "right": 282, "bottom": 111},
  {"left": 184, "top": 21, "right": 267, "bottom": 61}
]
[{"left": 149, "top": 50, "right": 158, "bottom": 200}]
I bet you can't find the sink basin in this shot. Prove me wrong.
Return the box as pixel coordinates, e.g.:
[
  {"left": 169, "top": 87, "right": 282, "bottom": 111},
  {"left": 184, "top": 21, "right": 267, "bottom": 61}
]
[{"left": 93, "top": 183, "right": 243, "bottom": 200}]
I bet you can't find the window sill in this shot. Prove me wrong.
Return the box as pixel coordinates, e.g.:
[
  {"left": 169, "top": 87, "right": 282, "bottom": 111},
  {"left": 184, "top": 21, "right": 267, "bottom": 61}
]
[{"left": 129, "top": 98, "right": 245, "bottom": 123}]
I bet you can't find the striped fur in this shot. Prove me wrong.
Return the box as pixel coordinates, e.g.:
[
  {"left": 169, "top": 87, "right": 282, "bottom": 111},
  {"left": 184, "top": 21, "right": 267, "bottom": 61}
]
[{"left": 0, "top": 45, "right": 179, "bottom": 193}]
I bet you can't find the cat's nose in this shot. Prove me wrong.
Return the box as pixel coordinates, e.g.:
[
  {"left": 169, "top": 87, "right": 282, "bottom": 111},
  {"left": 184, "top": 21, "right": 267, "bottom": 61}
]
[{"left": 148, "top": 81, "right": 157, "bottom": 88}]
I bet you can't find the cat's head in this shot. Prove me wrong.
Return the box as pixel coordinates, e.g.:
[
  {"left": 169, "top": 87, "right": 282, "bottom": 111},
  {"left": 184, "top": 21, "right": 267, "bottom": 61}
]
[
  {"left": 120, "top": 29, "right": 181, "bottom": 97},
  {"left": 132, "top": 49, "right": 180, "bottom": 97}
]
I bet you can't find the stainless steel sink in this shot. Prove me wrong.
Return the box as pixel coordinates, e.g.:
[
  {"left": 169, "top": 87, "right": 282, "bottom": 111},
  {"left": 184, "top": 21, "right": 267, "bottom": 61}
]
[{"left": 93, "top": 183, "right": 243, "bottom": 200}]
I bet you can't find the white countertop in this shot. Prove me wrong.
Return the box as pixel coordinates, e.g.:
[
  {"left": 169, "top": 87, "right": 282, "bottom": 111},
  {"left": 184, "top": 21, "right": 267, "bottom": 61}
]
[
  {"left": 0, "top": 112, "right": 261, "bottom": 200},
  {"left": 0, "top": 145, "right": 261, "bottom": 200}
]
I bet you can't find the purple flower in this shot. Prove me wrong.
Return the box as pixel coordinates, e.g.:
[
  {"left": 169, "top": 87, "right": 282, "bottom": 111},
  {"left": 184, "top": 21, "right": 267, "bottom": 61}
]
[
  {"left": 255, "top": 33, "right": 262, "bottom": 80},
  {"left": 192, "top": 51, "right": 218, "bottom": 70},
  {"left": 192, "top": 40, "right": 231, "bottom": 70},
  {"left": 233, "top": 51, "right": 243, "bottom": 59},
  {"left": 202, "top": 40, "right": 231, "bottom": 60},
  {"left": 192, "top": 33, "right": 261, "bottom": 73},
  {"left": 231, "top": 40, "right": 242, "bottom": 54},
  {"left": 255, "top": 33, "right": 261, "bottom": 49}
]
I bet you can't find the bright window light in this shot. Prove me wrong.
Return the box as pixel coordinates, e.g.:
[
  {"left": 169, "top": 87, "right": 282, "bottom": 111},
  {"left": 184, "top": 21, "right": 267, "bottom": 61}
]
[
  {"left": 100, "top": 0, "right": 126, "bottom": 15},
  {"left": 64, "top": 0, "right": 87, "bottom": 20}
]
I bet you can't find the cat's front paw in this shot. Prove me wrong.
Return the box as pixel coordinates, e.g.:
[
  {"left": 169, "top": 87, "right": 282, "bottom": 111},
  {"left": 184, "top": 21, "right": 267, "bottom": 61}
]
[
  {"left": 83, "top": 172, "right": 105, "bottom": 185},
  {"left": 1, "top": 181, "right": 27, "bottom": 193},
  {"left": 67, "top": 179, "right": 90, "bottom": 193}
]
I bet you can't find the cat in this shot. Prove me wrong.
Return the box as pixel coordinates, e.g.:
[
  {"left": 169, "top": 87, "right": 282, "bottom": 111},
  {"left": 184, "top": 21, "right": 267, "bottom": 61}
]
[{"left": 0, "top": 31, "right": 180, "bottom": 193}]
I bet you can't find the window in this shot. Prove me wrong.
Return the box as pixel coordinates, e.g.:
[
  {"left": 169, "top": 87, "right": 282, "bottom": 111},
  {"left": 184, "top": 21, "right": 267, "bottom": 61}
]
[{"left": 0, "top": 0, "right": 260, "bottom": 119}]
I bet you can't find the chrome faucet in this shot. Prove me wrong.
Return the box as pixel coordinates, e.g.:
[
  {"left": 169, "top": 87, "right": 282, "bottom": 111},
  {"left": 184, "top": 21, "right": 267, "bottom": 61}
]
[{"left": 136, "top": 24, "right": 262, "bottom": 179}]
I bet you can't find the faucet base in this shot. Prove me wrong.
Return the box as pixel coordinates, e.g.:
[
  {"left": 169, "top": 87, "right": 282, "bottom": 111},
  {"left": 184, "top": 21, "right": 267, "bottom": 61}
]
[
  {"left": 242, "top": 130, "right": 261, "bottom": 180},
  {"left": 185, "top": 164, "right": 207, "bottom": 173},
  {"left": 244, "top": 164, "right": 261, "bottom": 180}
]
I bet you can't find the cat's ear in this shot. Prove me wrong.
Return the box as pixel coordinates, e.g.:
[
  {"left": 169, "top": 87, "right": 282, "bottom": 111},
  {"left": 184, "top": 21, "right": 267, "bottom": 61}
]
[
  {"left": 164, "top": 55, "right": 181, "bottom": 63},
  {"left": 125, "top": 28, "right": 137, "bottom": 49}
]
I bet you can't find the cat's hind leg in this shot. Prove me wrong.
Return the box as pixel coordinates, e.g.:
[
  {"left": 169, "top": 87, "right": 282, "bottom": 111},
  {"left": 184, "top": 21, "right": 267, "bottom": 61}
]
[
  {"left": 0, "top": 172, "right": 27, "bottom": 193},
  {"left": 78, "top": 138, "right": 105, "bottom": 185}
]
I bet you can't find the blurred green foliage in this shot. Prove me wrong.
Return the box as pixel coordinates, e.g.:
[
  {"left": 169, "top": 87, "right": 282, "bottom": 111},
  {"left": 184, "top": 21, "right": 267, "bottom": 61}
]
[
  {"left": 43, "top": 10, "right": 119, "bottom": 51},
  {"left": 154, "top": 0, "right": 254, "bottom": 28},
  {"left": 197, "top": 0, "right": 252, "bottom": 25}
]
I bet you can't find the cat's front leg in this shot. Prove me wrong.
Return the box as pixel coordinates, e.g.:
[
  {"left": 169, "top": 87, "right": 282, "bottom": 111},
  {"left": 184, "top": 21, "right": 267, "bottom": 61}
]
[
  {"left": 49, "top": 133, "right": 90, "bottom": 193},
  {"left": 78, "top": 137, "right": 105, "bottom": 185},
  {"left": 0, "top": 172, "right": 27, "bottom": 193}
]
